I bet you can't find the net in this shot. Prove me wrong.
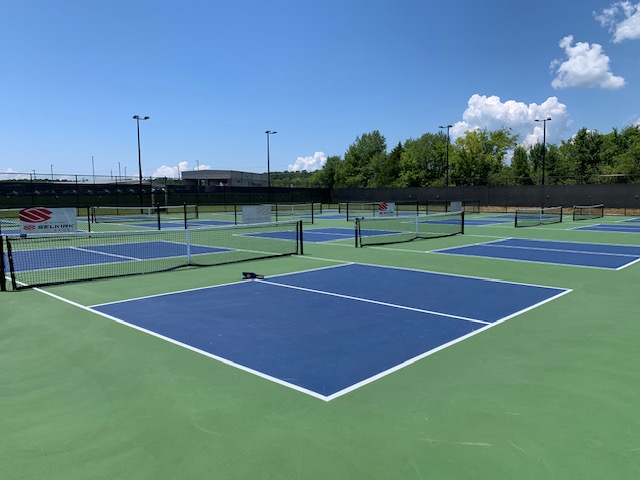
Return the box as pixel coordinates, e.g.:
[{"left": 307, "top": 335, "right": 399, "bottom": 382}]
[
  {"left": 3, "top": 220, "right": 302, "bottom": 290},
  {"left": 339, "top": 201, "right": 417, "bottom": 221},
  {"left": 91, "top": 204, "right": 198, "bottom": 227},
  {"left": 271, "top": 203, "right": 322, "bottom": 223},
  {"left": 355, "top": 211, "right": 464, "bottom": 247},
  {"left": 573, "top": 204, "right": 604, "bottom": 221},
  {"left": 514, "top": 206, "right": 563, "bottom": 228},
  {"left": 339, "top": 202, "right": 379, "bottom": 220}
]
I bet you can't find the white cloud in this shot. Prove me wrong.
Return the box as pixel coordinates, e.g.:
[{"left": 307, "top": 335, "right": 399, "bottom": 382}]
[
  {"left": 595, "top": 1, "right": 640, "bottom": 42},
  {"left": 288, "top": 152, "right": 327, "bottom": 172},
  {"left": 550, "top": 35, "right": 625, "bottom": 89},
  {"left": 452, "top": 94, "right": 570, "bottom": 147},
  {"left": 152, "top": 161, "right": 210, "bottom": 178}
]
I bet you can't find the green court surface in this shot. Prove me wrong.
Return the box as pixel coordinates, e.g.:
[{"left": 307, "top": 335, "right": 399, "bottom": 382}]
[{"left": 2, "top": 212, "right": 640, "bottom": 479}]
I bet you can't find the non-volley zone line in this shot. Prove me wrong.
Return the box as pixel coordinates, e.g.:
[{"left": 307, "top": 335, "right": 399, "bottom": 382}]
[
  {"left": 90, "top": 263, "right": 570, "bottom": 401},
  {"left": 433, "top": 238, "right": 640, "bottom": 270}
]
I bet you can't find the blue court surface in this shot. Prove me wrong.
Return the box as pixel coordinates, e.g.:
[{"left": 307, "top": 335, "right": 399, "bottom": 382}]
[
  {"left": 10, "top": 241, "right": 229, "bottom": 272},
  {"left": 434, "top": 238, "right": 640, "bottom": 269},
  {"left": 91, "top": 263, "right": 569, "bottom": 401},
  {"left": 572, "top": 222, "right": 640, "bottom": 234},
  {"left": 246, "top": 227, "right": 353, "bottom": 243},
  {"left": 303, "top": 227, "right": 354, "bottom": 242},
  {"left": 463, "top": 218, "right": 508, "bottom": 226}
]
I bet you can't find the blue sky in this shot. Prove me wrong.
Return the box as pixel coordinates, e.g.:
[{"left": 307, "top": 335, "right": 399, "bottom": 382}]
[{"left": 1, "top": 0, "right": 639, "bottom": 180}]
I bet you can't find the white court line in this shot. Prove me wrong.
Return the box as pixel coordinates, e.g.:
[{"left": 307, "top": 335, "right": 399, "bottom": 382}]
[
  {"left": 34, "top": 287, "right": 329, "bottom": 402},
  {"left": 30, "top": 262, "right": 573, "bottom": 402},
  {"left": 70, "top": 246, "right": 143, "bottom": 261},
  {"left": 471, "top": 242, "right": 640, "bottom": 258},
  {"left": 256, "top": 278, "right": 491, "bottom": 326},
  {"left": 432, "top": 250, "right": 622, "bottom": 270},
  {"left": 90, "top": 262, "right": 356, "bottom": 307},
  {"left": 324, "top": 286, "right": 573, "bottom": 401}
]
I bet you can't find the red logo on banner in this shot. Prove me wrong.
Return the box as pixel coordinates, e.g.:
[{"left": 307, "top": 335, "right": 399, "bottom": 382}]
[
  {"left": 378, "top": 202, "right": 388, "bottom": 212},
  {"left": 19, "top": 207, "right": 53, "bottom": 223}
]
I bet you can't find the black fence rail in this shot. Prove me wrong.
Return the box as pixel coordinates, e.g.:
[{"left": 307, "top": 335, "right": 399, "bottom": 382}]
[
  {"left": 330, "top": 184, "right": 640, "bottom": 214},
  {"left": 2, "top": 180, "right": 640, "bottom": 214}
]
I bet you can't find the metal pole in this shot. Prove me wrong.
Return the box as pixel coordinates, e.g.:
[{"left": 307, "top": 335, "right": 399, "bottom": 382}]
[
  {"left": 133, "top": 115, "right": 150, "bottom": 206},
  {"left": 535, "top": 117, "right": 551, "bottom": 186},
  {"left": 91, "top": 155, "right": 95, "bottom": 183},
  {"left": 439, "top": 124, "right": 453, "bottom": 187},
  {"left": 265, "top": 130, "right": 277, "bottom": 202}
]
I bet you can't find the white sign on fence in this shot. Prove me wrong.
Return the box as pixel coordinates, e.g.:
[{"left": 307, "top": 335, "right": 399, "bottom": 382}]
[
  {"left": 19, "top": 207, "right": 77, "bottom": 235},
  {"left": 242, "top": 205, "right": 272, "bottom": 224}
]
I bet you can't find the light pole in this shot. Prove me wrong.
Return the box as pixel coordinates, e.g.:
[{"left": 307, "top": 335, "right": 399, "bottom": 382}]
[
  {"left": 265, "top": 130, "right": 277, "bottom": 201},
  {"left": 438, "top": 124, "right": 453, "bottom": 187},
  {"left": 535, "top": 117, "right": 551, "bottom": 185},
  {"left": 50, "top": 164, "right": 54, "bottom": 181},
  {"left": 91, "top": 155, "right": 95, "bottom": 183},
  {"left": 133, "top": 115, "right": 150, "bottom": 205},
  {"left": 118, "top": 161, "right": 121, "bottom": 182}
]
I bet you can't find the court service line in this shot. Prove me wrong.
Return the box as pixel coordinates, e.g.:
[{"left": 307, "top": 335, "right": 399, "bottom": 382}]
[
  {"left": 70, "top": 246, "right": 143, "bottom": 261},
  {"left": 256, "top": 279, "right": 491, "bottom": 326}
]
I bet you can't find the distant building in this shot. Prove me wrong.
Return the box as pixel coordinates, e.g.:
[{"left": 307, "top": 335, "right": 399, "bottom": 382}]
[{"left": 181, "top": 169, "right": 267, "bottom": 187}]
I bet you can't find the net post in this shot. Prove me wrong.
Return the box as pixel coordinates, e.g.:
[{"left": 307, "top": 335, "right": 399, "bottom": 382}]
[
  {"left": 0, "top": 236, "right": 6, "bottom": 291},
  {"left": 155, "top": 203, "right": 161, "bottom": 230},
  {"left": 461, "top": 211, "right": 465, "bottom": 235},
  {"left": 183, "top": 202, "right": 187, "bottom": 229},
  {"left": 6, "top": 238, "right": 17, "bottom": 291},
  {"left": 560, "top": 207, "right": 563, "bottom": 223},
  {"left": 298, "top": 220, "right": 303, "bottom": 255},
  {"left": 311, "top": 203, "right": 315, "bottom": 224},
  {"left": 86, "top": 207, "right": 92, "bottom": 233},
  {"left": 355, "top": 218, "right": 360, "bottom": 247}
]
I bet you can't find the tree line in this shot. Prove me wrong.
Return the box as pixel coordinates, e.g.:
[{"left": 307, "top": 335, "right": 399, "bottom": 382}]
[{"left": 271, "top": 125, "right": 640, "bottom": 188}]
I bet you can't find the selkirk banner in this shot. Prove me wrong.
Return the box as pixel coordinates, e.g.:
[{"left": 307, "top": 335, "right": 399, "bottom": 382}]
[{"left": 19, "top": 207, "right": 77, "bottom": 235}]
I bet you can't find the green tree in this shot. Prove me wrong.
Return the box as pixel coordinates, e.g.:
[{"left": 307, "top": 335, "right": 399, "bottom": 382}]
[
  {"left": 372, "top": 141, "right": 402, "bottom": 187},
  {"left": 398, "top": 133, "right": 445, "bottom": 187},
  {"left": 334, "top": 131, "right": 387, "bottom": 188},
  {"left": 511, "top": 145, "right": 532, "bottom": 185},
  {"left": 598, "top": 125, "right": 640, "bottom": 182},
  {"left": 558, "top": 128, "right": 604, "bottom": 182},
  {"left": 309, "top": 155, "right": 342, "bottom": 188},
  {"left": 449, "top": 127, "right": 518, "bottom": 186}
]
